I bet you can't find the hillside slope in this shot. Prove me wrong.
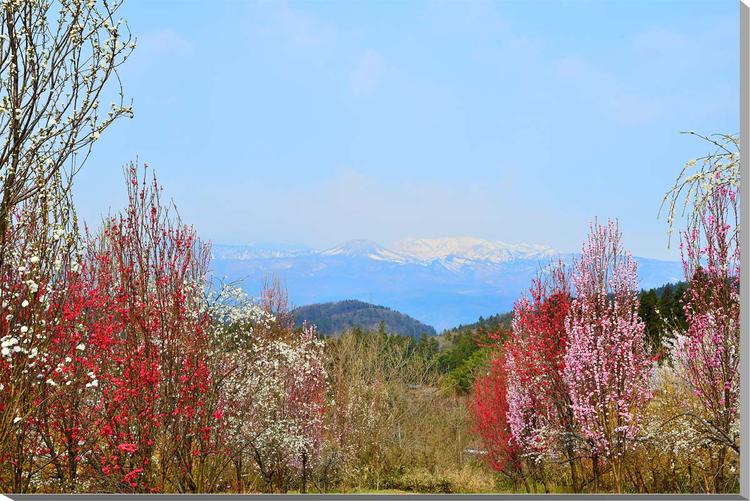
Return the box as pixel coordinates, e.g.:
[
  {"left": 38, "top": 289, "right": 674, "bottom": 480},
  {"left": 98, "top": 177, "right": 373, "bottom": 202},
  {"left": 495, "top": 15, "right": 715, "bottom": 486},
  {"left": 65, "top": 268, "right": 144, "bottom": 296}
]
[{"left": 293, "top": 300, "right": 437, "bottom": 338}]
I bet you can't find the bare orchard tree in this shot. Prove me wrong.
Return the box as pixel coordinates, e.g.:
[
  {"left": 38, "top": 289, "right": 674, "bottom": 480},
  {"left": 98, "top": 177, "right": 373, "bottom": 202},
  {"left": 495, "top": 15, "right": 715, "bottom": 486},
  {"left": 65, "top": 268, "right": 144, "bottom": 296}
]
[{"left": 0, "top": 0, "right": 134, "bottom": 252}]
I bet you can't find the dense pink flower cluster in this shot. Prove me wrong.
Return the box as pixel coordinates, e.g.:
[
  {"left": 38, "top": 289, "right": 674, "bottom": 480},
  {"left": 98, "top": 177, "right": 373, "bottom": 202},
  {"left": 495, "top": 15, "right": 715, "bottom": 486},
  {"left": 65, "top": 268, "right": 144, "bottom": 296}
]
[{"left": 563, "top": 221, "right": 653, "bottom": 478}]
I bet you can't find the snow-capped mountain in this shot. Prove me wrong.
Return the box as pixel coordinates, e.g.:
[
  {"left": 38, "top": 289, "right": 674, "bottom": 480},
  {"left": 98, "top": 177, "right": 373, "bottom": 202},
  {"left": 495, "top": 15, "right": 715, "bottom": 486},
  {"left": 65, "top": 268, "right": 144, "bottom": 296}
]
[
  {"left": 392, "top": 237, "right": 557, "bottom": 264},
  {"left": 210, "top": 237, "right": 683, "bottom": 331},
  {"left": 215, "top": 237, "right": 559, "bottom": 267},
  {"left": 320, "top": 239, "right": 413, "bottom": 263}
]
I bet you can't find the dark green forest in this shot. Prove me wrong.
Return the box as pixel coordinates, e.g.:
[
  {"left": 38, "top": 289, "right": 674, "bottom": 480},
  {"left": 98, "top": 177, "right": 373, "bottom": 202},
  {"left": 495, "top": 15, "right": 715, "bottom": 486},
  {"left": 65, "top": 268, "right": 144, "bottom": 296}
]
[{"left": 293, "top": 299, "right": 437, "bottom": 337}]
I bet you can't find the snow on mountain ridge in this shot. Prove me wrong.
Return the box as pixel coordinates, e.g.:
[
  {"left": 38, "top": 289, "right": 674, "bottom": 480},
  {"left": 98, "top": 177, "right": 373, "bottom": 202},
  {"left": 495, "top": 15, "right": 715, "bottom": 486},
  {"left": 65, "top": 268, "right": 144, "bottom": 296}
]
[
  {"left": 321, "top": 239, "right": 413, "bottom": 263},
  {"left": 391, "top": 237, "right": 557, "bottom": 264},
  {"left": 321, "top": 239, "right": 383, "bottom": 256},
  {"left": 214, "top": 237, "right": 558, "bottom": 266}
]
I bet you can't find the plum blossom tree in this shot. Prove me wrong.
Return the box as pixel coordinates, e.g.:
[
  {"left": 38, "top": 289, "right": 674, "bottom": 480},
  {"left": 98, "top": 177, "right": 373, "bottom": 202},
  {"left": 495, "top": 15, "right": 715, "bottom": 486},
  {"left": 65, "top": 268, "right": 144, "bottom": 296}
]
[
  {"left": 661, "top": 133, "right": 738, "bottom": 246},
  {"left": 563, "top": 220, "right": 653, "bottom": 493},
  {"left": 211, "top": 284, "right": 327, "bottom": 493},
  {"left": 0, "top": 0, "right": 134, "bottom": 256},
  {"left": 0, "top": 175, "right": 82, "bottom": 492},
  {"left": 205, "top": 284, "right": 274, "bottom": 492},
  {"left": 0, "top": 0, "right": 134, "bottom": 491},
  {"left": 661, "top": 132, "right": 739, "bottom": 493}
]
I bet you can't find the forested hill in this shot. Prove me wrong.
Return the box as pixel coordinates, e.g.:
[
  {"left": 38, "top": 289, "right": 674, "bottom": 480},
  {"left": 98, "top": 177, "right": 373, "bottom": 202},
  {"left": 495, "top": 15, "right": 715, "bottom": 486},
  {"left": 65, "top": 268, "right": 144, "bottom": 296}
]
[
  {"left": 439, "top": 312, "right": 513, "bottom": 338},
  {"left": 292, "top": 300, "right": 437, "bottom": 338}
]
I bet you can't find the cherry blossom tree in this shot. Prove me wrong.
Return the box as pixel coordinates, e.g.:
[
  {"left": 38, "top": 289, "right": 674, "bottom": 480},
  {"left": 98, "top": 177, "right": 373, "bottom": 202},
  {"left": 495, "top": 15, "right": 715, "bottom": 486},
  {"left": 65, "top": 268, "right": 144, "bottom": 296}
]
[{"left": 563, "top": 220, "right": 653, "bottom": 493}]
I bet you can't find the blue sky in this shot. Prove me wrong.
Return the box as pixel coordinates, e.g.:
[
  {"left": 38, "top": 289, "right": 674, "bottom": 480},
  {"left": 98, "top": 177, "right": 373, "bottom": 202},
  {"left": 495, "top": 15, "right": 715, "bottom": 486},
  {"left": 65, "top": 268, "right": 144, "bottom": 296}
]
[{"left": 75, "top": 0, "right": 738, "bottom": 260}]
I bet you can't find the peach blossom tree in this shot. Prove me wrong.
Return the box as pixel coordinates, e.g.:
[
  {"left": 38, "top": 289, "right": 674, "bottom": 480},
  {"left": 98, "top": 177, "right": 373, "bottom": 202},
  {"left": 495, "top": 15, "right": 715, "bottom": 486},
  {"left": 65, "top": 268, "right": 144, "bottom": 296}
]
[{"left": 563, "top": 220, "right": 653, "bottom": 493}]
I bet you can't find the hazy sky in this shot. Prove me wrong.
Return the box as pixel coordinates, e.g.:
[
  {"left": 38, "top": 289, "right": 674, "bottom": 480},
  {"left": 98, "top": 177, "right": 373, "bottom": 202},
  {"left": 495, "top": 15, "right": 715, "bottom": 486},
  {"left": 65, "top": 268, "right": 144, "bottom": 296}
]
[{"left": 75, "top": 0, "right": 738, "bottom": 260}]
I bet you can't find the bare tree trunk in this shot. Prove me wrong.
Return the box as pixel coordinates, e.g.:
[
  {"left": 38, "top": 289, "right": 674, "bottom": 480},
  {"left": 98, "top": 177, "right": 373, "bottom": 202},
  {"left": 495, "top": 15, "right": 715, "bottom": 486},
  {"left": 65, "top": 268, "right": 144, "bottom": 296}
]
[
  {"left": 715, "top": 445, "right": 726, "bottom": 493},
  {"left": 612, "top": 456, "right": 623, "bottom": 494},
  {"left": 592, "top": 453, "right": 600, "bottom": 492},
  {"left": 566, "top": 445, "right": 580, "bottom": 492},
  {"left": 234, "top": 457, "right": 243, "bottom": 493}
]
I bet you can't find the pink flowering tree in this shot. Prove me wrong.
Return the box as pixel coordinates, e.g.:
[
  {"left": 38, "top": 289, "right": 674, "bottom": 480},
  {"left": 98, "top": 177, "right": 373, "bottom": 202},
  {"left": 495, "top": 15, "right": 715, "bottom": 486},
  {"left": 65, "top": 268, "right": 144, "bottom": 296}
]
[
  {"left": 563, "top": 220, "right": 653, "bottom": 493},
  {"left": 671, "top": 182, "right": 739, "bottom": 491},
  {"left": 660, "top": 133, "right": 739, "bottom": 492}
]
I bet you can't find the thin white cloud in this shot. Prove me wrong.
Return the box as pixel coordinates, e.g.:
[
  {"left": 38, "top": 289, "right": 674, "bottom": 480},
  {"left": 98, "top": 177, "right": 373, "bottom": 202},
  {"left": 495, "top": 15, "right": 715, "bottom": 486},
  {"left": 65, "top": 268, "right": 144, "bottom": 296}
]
[
  {"left": 553, "top": 56, "right": 589, "bottom": 79},
  {"left": 632, "top": 27, "right": 690, "bottom": 56},
  {"left": 604, "top": 93, "right": 660, "bottom": 125},
  {"left": 275, "top": 4, "right": 330, "bottom": 48},
  {"left": 178, "top": 166, "right": 561, "bottom": 252}
]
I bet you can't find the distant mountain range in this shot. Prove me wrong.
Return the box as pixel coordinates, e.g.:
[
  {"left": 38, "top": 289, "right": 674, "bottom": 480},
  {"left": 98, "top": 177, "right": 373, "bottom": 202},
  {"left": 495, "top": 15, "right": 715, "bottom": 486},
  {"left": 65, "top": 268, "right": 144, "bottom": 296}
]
[
  {"left": 292, "top": 300, "right": 436, "bottom": 338},
  {"left": 211, "top": 237, "right": 683, "bottom": 331}
]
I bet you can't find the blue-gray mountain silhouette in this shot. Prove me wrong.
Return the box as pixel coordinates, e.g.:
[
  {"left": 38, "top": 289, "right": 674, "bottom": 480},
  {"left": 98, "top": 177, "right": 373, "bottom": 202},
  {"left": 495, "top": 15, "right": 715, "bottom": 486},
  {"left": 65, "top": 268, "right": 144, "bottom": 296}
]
[{"left": 211, "top": 237, "right": 683, "bottom": 331}]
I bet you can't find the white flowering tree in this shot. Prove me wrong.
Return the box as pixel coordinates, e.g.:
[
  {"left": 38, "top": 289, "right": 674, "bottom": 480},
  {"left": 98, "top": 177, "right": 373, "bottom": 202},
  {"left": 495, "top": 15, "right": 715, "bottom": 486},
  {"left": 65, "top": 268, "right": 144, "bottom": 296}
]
[
  {"left": 0, "top": 0, "right": 134, "bottom": 250},
  {"left": 209, "top": 285, "right": 327, "bottom": 493},
  {"left": 0, "top": 190, "right": 82, "bottom": 492}
]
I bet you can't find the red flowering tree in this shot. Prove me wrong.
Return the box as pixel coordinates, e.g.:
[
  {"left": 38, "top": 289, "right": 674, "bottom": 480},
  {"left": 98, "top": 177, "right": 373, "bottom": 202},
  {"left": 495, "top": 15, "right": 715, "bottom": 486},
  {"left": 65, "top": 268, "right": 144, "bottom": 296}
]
[
  {"left": 75, "top": 165, "right": 217, "bottom": 492},
  {"left": 31, "top": 266, "right": 110, "bottom": 493},
  {"left": 0, "top": 0, "right": 136, "bottom": 489},
  {"left": 504, "top": 262, "right": 579, "bottom": 490},
  {"left": 470, "top": 347, "right": 526, "bottom": 491},
  {"left": 563, "top": 220, "right": 653, "bottom": 493}
]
